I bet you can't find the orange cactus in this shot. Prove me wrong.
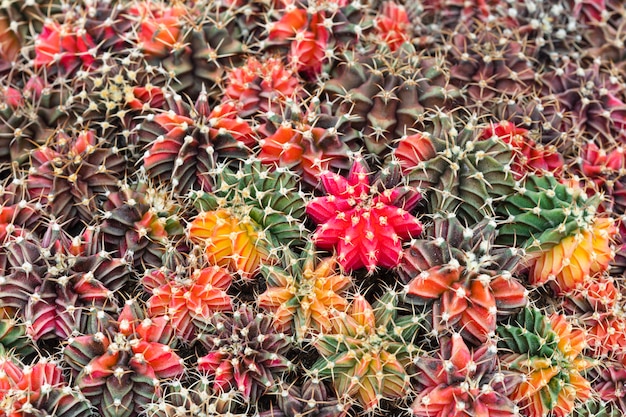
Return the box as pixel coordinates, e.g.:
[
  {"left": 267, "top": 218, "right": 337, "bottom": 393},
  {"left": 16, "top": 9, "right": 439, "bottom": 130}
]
[
  {"left": 258, "top": 248, "right": 352, "bottom": 339},
  {"left": 145, "top": 265, "right": 234, "bottom": 340},
  {"left": 499, "top": 309, "right": 593, "bottom": 417},
  {"left": 225, "top": 56, "right": 301, "bottom": 118},
  {"left": 188, "top": 209, "right": 270, "bottom": 279},
  {"left": 529, "top": 217, "right": 616, "bottom": 292},
  {"left": 130, "top": 2, "right": 185, "bottom": 57}
]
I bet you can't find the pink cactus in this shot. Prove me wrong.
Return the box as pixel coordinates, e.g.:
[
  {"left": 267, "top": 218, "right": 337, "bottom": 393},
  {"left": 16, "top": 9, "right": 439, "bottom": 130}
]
[{"left": 307, "top": 160, "right": 423, "bottom": 273}]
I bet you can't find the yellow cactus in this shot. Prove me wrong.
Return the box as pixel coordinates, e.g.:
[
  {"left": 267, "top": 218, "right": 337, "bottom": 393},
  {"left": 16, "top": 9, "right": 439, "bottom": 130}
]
[
  {"left": 189, "top": 209, "right": 269, "bottom": 279},
  {"left": 258, "top": 250, "right": 352, "bottom": 338},
  {"left": 530, "top": 217, "right": 616, "bottom": 292}
]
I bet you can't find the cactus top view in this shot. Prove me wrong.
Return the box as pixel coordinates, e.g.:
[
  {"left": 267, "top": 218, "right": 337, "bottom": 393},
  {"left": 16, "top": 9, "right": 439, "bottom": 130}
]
[{"left": 2, "top": 0, "right": 626, "bottom": 416}]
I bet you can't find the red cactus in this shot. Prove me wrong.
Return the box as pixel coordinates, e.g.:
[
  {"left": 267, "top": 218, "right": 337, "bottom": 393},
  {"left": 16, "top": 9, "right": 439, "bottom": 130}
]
[
  {"left": 142, "top": 93, "right": 255, "bottom": 194},
  {"left": 405, "top": 264, "right": 528, "bottom": 342},
  {"left": 225, "top": 57, "right": 302, "bottom": 118},
  {"left": 269, "top": 8, "right": 329, "bottom": 78},
  {"left": 0, "top": 358, "right": 92, "bottom": 416},
  {"left": 34, "top": 22, "right": 96, "bottom": 74},
  {"left": 144, "top": 265, "right": 234, "bottom": 341},
  {"left": 128, "top": 1, "right": 185, "bottom": 57},
  {"left": 412, "top": 334, "right": 521, "bottom": 417},
  {"left": 307, "top": 160, "right": 423, "bottom": 273},
  {"left": 375, "top": 2, "right": 411, "bottom": 52},
  {"left": 64, "top": 301, "right": 185, "bottom": 416},
  {"left": 481, "top": 121, "right": 564, "bottom": 179}
]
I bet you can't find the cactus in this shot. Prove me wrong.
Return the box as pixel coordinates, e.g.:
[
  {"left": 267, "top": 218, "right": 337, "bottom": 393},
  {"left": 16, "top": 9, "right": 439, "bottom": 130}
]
[
  {"left": 188, "top": 160, "right": 307, "bottom": 279},
  {"left": 143, "top": 265, "right": 233, "bottom": 341},
  {"left": 322, "top": 47, "right": 461, "bottom": 157},
  {"left": 374, "top": 2, "right": 411, "bottom": 52},
  {"left": 258, "top": 245, "right": 352, "bottom": 341},
  {"left": 311, "top": 291, "right": 423, "bottom": 411},
  {"left": 591, "top": 360, "right": 626, "bottom": 416},
  {"left": 399, "top": 216, "right": 528, "bottom": 342},
  {"left": 24, "top": 224, "right": 130, "bottom": 341},
  {"left": 0, "top": 72, "right": 70, "bottom": 171},
  {"left": 396, "top": 113, "right": 516, "bottom": 224},
  {"left": 564, "top": 276, "right": 626, "bottom": 360},
  {"left": 33, "top": 21, "right": 97, "bottom": 76},
  {"left": 64, "top": 300, "right": 185, "bottom": 417},
  {"left": 27, "top": 129, "right": 126, "bottom": 228},
  {"left": 540, "top": 59, "right": 626, "bottom": 151},
  {"left": 307, "top": 159, "right": 422, "bottom": 273},
  {"left": 445, "top": 22, "right": 538, "bottom": 107},
  {"left": 196, "top": 305, "right": 294, "bottom": 402},
  {"left": 100, "top": 180, "right": 184, "bottom": 272},
  {"left": 497, "top": 308, "right": 593, "bottom": 417},
  {"left": 0, "top": 357, "right": 95, "bottom": 416},
  {"left": 267, "top": 5, "right": 330, "bottom": 79},
  {"left": 140, "top": 89, "right": 256, "bottom": 195},
  {"left": 498, "top": 175, "right": 616, "bottom": 292},
  {"left": 257, "top": 102, "right": 352, "bottom": 189},
  {"left": 225, "top": 56, "right": 302, "bottom": 120},
  {"left": 412, "top": 333, "right": 522, "bottom": 417}
]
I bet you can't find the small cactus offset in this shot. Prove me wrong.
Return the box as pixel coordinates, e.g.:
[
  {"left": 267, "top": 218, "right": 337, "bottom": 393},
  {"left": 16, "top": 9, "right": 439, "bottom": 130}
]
[{"left": 3, "top": 0, "right": 626, "bottom": 415}]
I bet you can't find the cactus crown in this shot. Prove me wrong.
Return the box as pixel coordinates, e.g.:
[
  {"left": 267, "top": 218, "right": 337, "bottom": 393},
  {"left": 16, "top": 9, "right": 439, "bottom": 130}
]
[{"left": 498, "top": 174, "right": 601, "bottom": 251}]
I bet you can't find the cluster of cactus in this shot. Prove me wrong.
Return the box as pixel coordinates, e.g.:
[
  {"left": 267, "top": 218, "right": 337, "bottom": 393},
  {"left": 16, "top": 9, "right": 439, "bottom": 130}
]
[{"left": 3, "top": 0, "right": 626, "bottom": 416}]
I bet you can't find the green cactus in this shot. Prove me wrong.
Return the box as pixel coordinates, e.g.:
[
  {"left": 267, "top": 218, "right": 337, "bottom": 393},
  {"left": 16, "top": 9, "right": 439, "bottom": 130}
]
[
  {"left": 400, "top": 112, "right": 516, "bottom": 225},
  {"left": 497, "top": 308, "right": 593, "bottom": 417},
  {"left": 497, "top": 174, "right": 601, "bottom": 251},
  {"left": 187, "top": 158, "right": 308, "bottom": 280},
  {"left": 311, "top": 290, "right": 424, "bottom": 411}
]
